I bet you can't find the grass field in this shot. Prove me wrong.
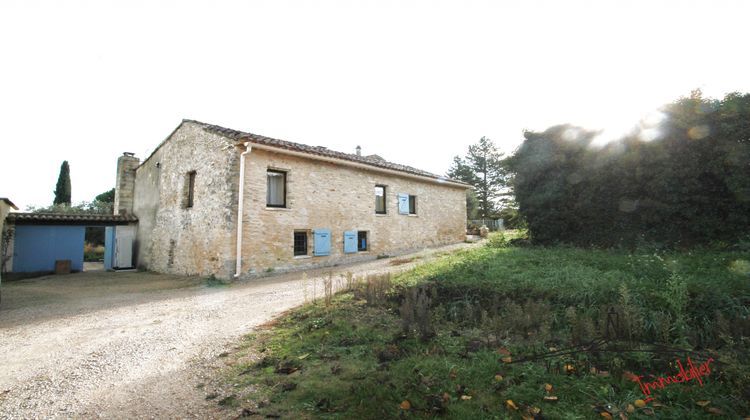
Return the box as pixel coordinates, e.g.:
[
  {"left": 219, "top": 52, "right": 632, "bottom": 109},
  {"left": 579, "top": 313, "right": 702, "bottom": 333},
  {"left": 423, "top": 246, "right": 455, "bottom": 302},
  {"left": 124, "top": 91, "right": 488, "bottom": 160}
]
[{"left": 221, "top": 234, "right": 750, "bottom": 418}]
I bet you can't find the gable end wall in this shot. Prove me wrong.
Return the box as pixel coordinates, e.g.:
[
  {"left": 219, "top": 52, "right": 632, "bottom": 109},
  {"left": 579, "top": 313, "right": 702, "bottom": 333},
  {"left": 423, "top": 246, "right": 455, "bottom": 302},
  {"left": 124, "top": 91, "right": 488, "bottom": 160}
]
[{"left": 133, "top": 122, "right": 240, "bottom": 278}]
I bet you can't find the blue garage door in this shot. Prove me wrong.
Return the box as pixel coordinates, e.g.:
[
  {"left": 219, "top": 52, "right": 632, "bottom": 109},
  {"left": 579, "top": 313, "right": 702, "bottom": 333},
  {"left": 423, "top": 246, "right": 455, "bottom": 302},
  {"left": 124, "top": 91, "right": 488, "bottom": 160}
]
[{"left": 13, "top": 225, "right": 85, "bottom": 272}]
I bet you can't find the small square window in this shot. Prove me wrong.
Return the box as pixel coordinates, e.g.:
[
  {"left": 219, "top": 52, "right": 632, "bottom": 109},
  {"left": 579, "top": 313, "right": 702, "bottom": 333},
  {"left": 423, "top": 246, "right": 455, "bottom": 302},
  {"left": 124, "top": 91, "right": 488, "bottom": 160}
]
[
  {"left": 186, "top": 171, "right": 196, "bottom": 208},
  {"left": 294, "top": 231, "right": 308, "bottom": 256},
  {"left": 408, "top": 195, "right": 417, "bottom": 214},
  {"left": 375, "top": 185, "right": 386, "bottom": 214},
  {"left": 267, "top": 170, "right": 287, "bottom": 207},
  {"left": 357, "top": 231, "right": 368, "bottom": 251}
]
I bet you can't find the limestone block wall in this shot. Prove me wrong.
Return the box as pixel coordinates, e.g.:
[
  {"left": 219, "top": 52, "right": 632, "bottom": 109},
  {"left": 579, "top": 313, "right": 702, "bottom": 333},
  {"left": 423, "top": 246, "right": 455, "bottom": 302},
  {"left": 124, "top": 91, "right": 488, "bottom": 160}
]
[
  {"left": 114, "top": 153, "right": 140, "bottom": 215},
  {"left": 133, "top": 122, "right": 240, "bottom": 278},
  {"left": 239, "top": 149, "right": 467, "bottom": 275},
  {"left": 0, "top": 201, "right": 14, "bottom": 278},
  {"left": 1, "top": 225, "right": 14, "bottom": 276}
]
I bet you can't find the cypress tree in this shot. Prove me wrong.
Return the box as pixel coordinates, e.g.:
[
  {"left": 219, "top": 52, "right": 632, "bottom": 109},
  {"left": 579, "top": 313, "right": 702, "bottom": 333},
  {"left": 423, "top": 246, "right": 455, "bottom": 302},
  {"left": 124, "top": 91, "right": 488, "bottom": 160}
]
[{"left": 53, "top": 161, "right": 72, "bottom": 205}]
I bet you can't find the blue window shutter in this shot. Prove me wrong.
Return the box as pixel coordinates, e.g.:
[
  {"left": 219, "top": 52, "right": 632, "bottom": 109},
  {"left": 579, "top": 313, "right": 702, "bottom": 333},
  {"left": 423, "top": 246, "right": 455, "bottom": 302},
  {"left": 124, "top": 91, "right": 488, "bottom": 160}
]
[
  {"left": 313, "top": 229, "right": 331, "bottom": 256},
  {"left": 343, "top": 230, "right": 357, "bottom": 253},
  {"left": 398, "top": 193, "right": 409, "bottom": 215}
]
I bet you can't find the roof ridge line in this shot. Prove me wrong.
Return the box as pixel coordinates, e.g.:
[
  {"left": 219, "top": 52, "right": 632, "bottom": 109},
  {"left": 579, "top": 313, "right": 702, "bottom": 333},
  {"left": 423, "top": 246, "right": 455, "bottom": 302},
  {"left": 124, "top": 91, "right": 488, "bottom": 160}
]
[{"left": 186, "top": 120, "right": 470, "bottom": 187}]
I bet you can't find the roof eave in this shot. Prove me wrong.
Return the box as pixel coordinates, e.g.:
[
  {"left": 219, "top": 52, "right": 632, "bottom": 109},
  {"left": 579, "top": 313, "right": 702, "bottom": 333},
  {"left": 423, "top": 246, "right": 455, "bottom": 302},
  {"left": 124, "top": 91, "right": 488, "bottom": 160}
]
[
  {"left": 6, "top": 212, "right": 138, "bottom": 226},
  {"left": 238, "top": 140, "right": 472, "bottom": 189},
  {"left": 0, "top": 198, "right": 18, "bottom": 210}
]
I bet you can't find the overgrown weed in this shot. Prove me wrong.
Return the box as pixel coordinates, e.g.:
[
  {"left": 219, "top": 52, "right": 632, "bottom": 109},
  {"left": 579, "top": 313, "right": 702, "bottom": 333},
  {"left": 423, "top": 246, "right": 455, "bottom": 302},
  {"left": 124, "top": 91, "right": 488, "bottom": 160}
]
[
  {"left": 204, "top": 274, "right": 227, "bottom": 287},
  {"left": 219, "top": 245, "right": 750, "bottom": 418}
]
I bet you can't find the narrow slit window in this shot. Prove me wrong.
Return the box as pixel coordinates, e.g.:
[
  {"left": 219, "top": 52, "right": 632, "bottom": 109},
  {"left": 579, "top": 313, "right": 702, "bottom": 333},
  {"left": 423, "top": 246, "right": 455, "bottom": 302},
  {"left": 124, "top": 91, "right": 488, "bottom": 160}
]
[
  {"left": 186, "top": 171, "right": 196, "bottom": 208},
  {"left": 294, "top": 231, "right": 308, "bottom": 256},
  {"left": 358, "top": 231, "right": 368, "bottom": 251},
  {"left": 408, "top": 195, "right": 417, "bottom": 214},
  {"left": 375, "top": 185, "right": 386, "bottom": 214},
  {"left": 267, "top": 170, "right": 287, "bottom": 207}
]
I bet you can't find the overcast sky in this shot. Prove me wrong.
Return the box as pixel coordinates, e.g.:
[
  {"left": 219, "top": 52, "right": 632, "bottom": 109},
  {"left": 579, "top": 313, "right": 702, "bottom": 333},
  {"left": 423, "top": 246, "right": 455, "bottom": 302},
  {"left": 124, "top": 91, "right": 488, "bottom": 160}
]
[{"left": 1, "top": 0, "right": 748, "bottom": 209}]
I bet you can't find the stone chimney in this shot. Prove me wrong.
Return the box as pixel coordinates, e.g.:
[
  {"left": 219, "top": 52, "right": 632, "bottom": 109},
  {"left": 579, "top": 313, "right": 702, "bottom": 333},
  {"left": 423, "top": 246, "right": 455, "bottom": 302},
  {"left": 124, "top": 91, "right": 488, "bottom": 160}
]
[
  {"left": 356, "top": 145, "right": 361, "bottom": 156},
  {"left": 114, "top": 152, "right": 140, "bottom": 215}
]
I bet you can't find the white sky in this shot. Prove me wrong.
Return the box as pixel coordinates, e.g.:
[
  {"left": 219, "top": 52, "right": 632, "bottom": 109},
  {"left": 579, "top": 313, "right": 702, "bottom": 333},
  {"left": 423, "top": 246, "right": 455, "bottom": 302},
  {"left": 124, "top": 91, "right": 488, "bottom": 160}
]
[{"left": 1, "top": 0, "right": 748, "bottom": 209}]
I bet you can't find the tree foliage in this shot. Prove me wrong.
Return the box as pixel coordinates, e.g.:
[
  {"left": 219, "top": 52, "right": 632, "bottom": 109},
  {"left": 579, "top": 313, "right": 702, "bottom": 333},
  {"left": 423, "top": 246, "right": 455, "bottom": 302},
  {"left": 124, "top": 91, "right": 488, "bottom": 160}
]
[
  {"left": 448, "top": 137, "right": 510, "bottom": 218},
  {"left": 497, "top": 203, "right": 525, "bottom": 230},
  {"left": 27, "top": 200, "right": 113, "bottom": 214},
  {"left": 509, "top": 91, "right": 750, "bottom": 247},
  {"left": 465, "top": 189, "right": 480, "bottom": 220},
  {"left": 53, "top": 160, "right": 72, "bottom": 205},
  {"left": 29, "top": 189, "right": 115, "bottom": 215},
  {"left": 95, "top": 188, "right": 115, "bottom": 203}
]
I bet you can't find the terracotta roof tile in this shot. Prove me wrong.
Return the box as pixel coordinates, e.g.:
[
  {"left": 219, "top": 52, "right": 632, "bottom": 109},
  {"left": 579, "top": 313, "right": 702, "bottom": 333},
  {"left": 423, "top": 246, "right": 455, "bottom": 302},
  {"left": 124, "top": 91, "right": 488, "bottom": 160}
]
[
  {"left": 183, "top": 119, "right": 469, "bottom": 186},
  {"left": 7, "top": 212, "right": 137, "bottom": 225}
]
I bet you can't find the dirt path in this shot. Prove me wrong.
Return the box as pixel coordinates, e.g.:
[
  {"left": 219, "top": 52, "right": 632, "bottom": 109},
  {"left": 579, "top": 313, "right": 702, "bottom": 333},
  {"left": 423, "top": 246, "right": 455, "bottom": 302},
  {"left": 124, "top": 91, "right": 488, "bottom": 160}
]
[{"left": 0, "top": 242, "right": 474, "bottom": 419}]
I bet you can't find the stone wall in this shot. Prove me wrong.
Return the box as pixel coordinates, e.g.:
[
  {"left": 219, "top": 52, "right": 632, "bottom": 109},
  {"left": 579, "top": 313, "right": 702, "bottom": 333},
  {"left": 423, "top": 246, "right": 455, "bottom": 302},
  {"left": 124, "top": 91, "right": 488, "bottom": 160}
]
[
  {"left": 0, "top": 200, "right": 15, "bottom": 279},
  {"left": 114, "top": 153, "right": 140, "bottom": 215},
  {"left": 132, "top": 122, "right": 239, "bottom": 278},
  {"left": 238, "top": 148, "right": 467, "bottom": 276}
]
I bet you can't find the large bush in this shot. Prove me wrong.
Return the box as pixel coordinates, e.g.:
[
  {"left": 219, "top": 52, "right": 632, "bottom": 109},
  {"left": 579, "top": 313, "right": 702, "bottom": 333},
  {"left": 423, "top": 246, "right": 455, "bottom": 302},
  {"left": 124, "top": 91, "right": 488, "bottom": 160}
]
[{"left": 510, "top": 91, "right": 750, "bottom": 247}]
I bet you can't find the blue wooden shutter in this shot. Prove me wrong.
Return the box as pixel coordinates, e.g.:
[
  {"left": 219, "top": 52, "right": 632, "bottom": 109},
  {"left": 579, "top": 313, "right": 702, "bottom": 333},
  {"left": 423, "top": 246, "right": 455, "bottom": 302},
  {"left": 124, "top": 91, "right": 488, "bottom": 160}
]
[
  {"left": 343, "top": 230, "right": 357, "bottom": 253},
  {"left": 398, "top": 193, "right": 409, "bottom": 214},
  {"left": 313, "top": 229, "right": 331, "bottom": 256}
]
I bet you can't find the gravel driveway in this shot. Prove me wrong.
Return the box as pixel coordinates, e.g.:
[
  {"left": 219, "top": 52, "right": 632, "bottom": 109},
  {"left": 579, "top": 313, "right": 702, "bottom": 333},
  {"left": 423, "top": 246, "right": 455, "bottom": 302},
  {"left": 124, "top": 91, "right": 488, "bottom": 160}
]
[{"left": 0, "top": 243, "right": 473, "bottom": 419}]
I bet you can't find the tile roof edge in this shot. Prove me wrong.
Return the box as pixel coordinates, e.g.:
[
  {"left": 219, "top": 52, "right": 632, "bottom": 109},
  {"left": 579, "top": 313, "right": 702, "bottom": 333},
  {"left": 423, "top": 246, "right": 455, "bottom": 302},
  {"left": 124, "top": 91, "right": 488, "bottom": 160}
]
[
  {"left": 187, "top": 119, "right": 471, "bottom": 187},
  {"left": 0, "top": 197, "right": 18, "bottom": 210},
  {"left": 137, "top": 119, "right": 237, "bottom": 170},
  {"left": 7, "top": 212, "right": 138, "bottom": 220}
]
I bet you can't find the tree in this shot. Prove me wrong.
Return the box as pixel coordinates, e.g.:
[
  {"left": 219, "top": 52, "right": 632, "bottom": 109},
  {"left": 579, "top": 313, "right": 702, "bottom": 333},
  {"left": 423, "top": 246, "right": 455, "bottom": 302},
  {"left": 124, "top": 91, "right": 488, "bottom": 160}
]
[
  {"left": 497, "top": 200, "right": 525, "bottom": 229},
  {"left": 447, "top": 155, "right": 480, "bottom": 186},
  {"left": 447, "top": 137, "right": 509, "bottom": 218},
  {"left": 95, "top": 188, "right": 115, "bottom": 203},
  {"left": 465, "top": 189, "right": 480, "bottom": 220},
  {"left": 27, "top": 201, "right": 112, "bottom": 214},
  {"left": 29, "top": 189, "right": 114, "bottom": 215},
  {"left": 53, "top": 161, "right": 72, "bottom": 205},
  {"left": 509, "top": 91, "right": 750, "bottom": 247}
]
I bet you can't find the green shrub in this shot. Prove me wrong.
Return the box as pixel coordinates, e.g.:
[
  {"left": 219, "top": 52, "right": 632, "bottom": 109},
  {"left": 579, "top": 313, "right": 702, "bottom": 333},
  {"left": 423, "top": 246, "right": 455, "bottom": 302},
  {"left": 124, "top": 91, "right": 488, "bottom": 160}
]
[
  {"left": 83, "top": 243, "right": 105, "bottom": 262},
  {"left": 485, "top": 232, "right": 508, "bottom": 248}
]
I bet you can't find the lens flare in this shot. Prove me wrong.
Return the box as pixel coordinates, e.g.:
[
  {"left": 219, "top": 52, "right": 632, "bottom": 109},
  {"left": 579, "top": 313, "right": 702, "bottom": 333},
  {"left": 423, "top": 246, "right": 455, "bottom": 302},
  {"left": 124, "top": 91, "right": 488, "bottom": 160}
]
[
  {"left": 639, "top": 128, "right": 661, "bottom": 142},
  {"left": 562, "top": 127, "right": 583, "bottom": 141},
  {"left": 687, "top": 125, "right": 710, "bottom": 140},
  {"left": 642, "top": 111, "right": 666, "bottom": 128}
]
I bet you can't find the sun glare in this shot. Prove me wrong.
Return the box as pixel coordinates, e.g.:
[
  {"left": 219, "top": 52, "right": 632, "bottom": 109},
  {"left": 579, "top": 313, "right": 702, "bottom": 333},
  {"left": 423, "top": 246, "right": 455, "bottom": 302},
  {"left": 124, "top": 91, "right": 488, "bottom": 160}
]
[
  {"left": 638, "top": 128, "right": 661, "bottom": 142},
  {"left": 590, "top": 120, "right": 639, "bottom": 147},
  {"left": 590, "top": 109, "right": 667, "bottom": 146},
  {"left": 642, "top": 111, "right": 667, "bottom": 127}
]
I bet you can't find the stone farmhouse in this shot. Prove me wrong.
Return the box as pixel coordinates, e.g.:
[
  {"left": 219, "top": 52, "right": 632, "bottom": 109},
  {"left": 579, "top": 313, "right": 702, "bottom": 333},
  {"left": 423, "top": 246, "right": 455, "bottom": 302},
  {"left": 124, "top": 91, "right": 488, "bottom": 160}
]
[{"left": 116, "top": 120, "right": 470, "bottom": 279}]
